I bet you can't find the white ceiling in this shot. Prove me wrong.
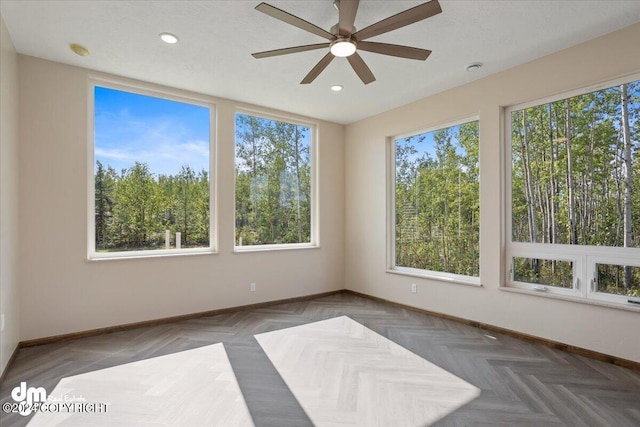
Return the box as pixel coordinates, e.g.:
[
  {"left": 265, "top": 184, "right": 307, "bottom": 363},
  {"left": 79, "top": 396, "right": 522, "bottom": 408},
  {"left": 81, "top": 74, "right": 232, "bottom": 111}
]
[{"left": 1, "top": 1, "right": 639, "bottom": 124}]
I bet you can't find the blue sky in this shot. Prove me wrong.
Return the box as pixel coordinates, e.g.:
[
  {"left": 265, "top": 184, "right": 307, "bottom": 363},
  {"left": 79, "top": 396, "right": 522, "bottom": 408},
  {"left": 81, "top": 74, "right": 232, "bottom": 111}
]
[
  {"left": 398, "top": 131, "right": 437, "bottom": 158},
  {"left": 396, "top": 125, "right": 460, "bottom": 163},
  {"left": 94, "top": 86, "right": 210, "bottom": 176}
]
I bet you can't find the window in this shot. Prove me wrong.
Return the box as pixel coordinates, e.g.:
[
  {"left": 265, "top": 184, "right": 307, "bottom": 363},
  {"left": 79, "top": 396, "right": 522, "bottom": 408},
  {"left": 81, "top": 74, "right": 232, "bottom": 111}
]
[
  {"left": 89, "top": 83, "right": 214, "bottom": 258},
  {"left": 389, "top": 119, "right": 480, "bottom": 284},
  {"left": 506, "top": 76, "right": 640, "bottom": 306},
  {"left": 234, "top": 112, "right": 315, "bottom": 249}
]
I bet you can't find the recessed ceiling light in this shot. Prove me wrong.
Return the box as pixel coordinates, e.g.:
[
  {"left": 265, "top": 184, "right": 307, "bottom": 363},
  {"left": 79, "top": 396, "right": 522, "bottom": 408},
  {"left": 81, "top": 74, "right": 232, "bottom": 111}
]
[
  {"left": 331, "top": 85, "right": 343, "bottom": 92},
  {"left": 159, "top": 33, "right": 179, "bottom": 44},
  {"left": 69, "top": 43, "right": 89, "bottom": 57},
  {"left": 466, "top": 62, "right": 483, "bottom": 72}
]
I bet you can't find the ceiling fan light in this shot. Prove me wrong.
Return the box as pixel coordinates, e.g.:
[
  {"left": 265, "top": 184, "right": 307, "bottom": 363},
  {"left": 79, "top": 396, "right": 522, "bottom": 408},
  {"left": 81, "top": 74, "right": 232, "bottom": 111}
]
[{"left": 330, "top": 39, "right": 356, "bottom": 57}]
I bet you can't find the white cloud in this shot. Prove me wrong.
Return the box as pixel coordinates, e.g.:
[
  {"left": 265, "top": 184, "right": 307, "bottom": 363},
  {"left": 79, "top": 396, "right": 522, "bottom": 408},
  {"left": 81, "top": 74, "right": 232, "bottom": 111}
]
[
  {"left": 94, "top": 147, "right": 138, "bottom": 161},
  {"left": 95, "top": 117, "right": 209, "bottom": 175}
]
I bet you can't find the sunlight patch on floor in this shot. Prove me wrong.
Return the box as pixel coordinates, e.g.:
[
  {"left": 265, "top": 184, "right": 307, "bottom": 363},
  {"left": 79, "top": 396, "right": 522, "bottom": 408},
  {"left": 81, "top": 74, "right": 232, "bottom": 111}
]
[
  {"left": 256, "top": 316, "right": 480, "bottom": 426},
  {"left": 28, "top": 343, "right": 254, "bottom": 427}
]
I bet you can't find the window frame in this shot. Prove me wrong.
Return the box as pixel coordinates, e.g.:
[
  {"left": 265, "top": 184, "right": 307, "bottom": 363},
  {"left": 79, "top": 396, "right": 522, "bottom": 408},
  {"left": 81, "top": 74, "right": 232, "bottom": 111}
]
[
  {"left": 233, "top": 109, "right": 318, "bottom": 252},
  {"left": 503, "top": 73, "right": 640, "bottom": 308},
  {"left": 386, "top": 116, "right": 481, "bottom": 287},
  {"left": 87, "top": 77, "right": 217, "bottom": 260}
]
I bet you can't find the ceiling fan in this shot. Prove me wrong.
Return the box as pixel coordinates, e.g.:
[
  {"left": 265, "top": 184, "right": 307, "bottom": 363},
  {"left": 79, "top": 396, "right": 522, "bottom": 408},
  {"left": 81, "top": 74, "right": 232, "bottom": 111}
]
[{"left": 251, "top": 0, "right": 442, "bottom": 85}]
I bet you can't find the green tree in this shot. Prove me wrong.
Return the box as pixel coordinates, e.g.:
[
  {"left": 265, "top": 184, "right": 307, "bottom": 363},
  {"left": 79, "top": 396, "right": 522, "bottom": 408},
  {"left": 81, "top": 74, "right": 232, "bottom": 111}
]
[
  {"left": 395, "top": 121, "right": 480, "bottom": 277},
  {"left": 235, "top": 114, "right": 311, "bottom": 246},
  {"left": 110, "top": 162, "right": 161, "bottom": 249},
  {"left": 95, "top": 161, "right": 115, "bottom": 249}
]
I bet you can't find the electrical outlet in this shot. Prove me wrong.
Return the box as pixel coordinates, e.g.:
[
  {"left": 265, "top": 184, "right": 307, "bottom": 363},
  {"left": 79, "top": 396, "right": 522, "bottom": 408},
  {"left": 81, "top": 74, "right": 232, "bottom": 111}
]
[
  {"left": 411, "top": 283, "right": 417, "bottom": 293},
  {"left": 1, "top": 314, "right": 5, "bottom": 332},
  {"left": 250, "top": 282, "right": 256, "bottom": 292}
]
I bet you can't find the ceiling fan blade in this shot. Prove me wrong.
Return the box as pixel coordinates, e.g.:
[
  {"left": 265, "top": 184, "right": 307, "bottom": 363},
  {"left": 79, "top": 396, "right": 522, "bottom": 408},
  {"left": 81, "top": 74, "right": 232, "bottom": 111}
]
[
  {"left": 353, "top": 0, "right": 442, "bottom": 41},
  {"left": 357, "top": 41, "right": 431, "bottom": 61},
  {"left": 253, "top": 43, "right": 330, "bottom": 59},
  {"left": 255, "top": 3, "right": 335, "bottom": 41},
  {"left": 338, "top": 0, "right": 360, "bottom": 36},
  {"left": 347, "top": 52, "right": 375, "bottom": 84},
  {"left": 301, "top": 52, "right": 335, "bottom": 84}
]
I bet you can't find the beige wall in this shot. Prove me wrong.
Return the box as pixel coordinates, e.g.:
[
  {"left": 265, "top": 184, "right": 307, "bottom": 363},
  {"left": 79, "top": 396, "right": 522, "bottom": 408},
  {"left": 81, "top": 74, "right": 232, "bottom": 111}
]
[
  {"left": 17, "top": 55, "right": 345, "bottom": 341},
  {"left": 345, "top": 23, "right": 640, "bottom": 363},
  {"left": 0, "top": 13, "right": 20, "bottom": 375}
]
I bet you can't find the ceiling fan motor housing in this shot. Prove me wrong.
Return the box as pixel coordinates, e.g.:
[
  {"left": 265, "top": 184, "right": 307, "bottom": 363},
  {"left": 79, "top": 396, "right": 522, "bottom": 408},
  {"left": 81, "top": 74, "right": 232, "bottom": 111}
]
[{"left": 330, "top": 23, "right": 356, "bottom": 36}]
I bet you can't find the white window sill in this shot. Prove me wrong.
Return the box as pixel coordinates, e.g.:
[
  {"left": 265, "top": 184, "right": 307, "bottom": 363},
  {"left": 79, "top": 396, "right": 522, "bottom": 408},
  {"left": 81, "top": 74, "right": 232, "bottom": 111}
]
[
  {"left": 88, "top": 248, "right": 217, "bottom": 262},
  {"left": 234, "top": 243, "right": 319, "bottom": 253},
  {"left": 386, "top": 268, "right": 482, "bottom": 287},
  {"left": 500, "top": 286, "right": 640, "bottom": 313}
]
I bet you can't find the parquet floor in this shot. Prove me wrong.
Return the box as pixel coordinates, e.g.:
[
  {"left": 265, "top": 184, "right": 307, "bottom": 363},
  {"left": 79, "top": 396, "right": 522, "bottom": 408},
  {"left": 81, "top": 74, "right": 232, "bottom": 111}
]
[{"left": 1, "top": 293, "right": 639, "bottom": 426}]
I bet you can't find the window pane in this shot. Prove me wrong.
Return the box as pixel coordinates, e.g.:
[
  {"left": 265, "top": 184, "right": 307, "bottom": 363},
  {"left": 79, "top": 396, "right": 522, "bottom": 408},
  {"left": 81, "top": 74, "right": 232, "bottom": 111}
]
[
  {"left": 513, "top": 257, "right": 573, "bottom": 288},
  {"left": 394, "top": 121, "right": 479, "bottom": 277},
  {"left": 94, "top": 86, "right": 210, "bottom": 253},
  {"left": 235, "top": 114, "right": 312, "bottom": 246},
  {"left": 511, "top": 80, "right": 639, "bottom": 247},
  {"left": 596, "top": 264, "right": 640, "bottom": 297}
]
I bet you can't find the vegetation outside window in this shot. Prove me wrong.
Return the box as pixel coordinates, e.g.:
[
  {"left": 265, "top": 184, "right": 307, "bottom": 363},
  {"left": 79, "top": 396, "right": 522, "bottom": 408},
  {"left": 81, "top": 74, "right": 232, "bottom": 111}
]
[
  {"left": 90, "top": 83, "right": 213, "bottom": 258},
  {"left": 235, "top": 113, "right": 314, "bottom": 249},
  {"left": 390, "top": 119, "right": 480, "bottom": 284},
  {"left": 506, "top": 76, "right": 640, "bottom": 306}
]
